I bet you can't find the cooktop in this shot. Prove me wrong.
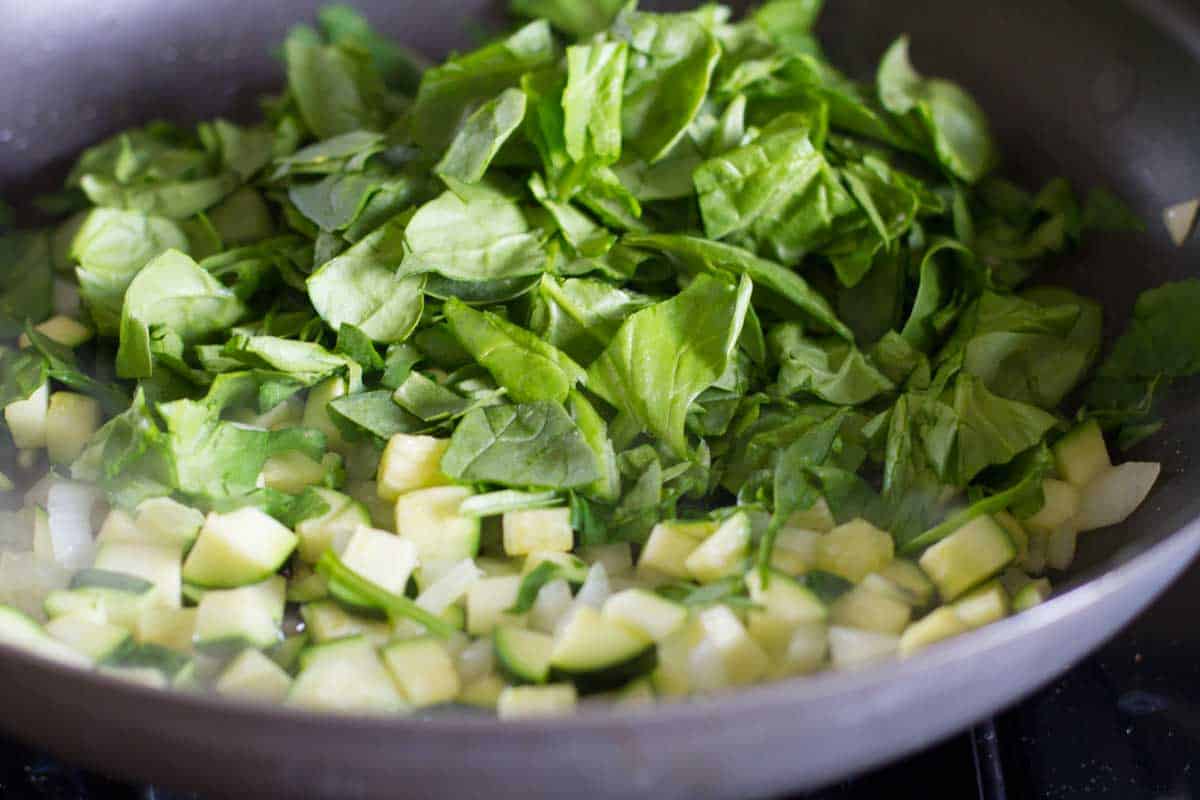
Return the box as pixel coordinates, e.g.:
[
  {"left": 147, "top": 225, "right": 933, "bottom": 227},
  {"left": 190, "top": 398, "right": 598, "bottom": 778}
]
[{"left": 1, "top": 555, "right": 1197, "bottom": 799}]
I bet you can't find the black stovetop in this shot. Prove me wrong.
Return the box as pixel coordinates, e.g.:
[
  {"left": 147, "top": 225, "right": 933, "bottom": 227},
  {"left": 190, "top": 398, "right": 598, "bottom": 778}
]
[{"left": 3, "top": 559, "right": 1199, "bottom": 800}]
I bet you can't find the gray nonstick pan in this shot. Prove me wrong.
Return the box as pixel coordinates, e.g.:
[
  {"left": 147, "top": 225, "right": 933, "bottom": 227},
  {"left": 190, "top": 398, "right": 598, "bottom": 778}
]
[{"left": 2, "top": 0, "right": 1200, "bottom": 797}]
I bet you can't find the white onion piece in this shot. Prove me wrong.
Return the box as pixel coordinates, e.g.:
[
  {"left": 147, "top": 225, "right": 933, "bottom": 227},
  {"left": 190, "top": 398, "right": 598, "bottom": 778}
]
[
  {"left": 574, "top": 563, "right": 610, "bottom": 608},
  {"left": 46, "top": 481, "right": 97, "bottom": 569},
  {"left": 529, "top": 578, "right": 572, "bottom": 634},
  {"left": 1164, "top": 198, "right": 1200, "bottom": 246},
  {"left": 828, "top": 626, "right": 899, "bottom": 671},
  {"left": 687, "top": 638, "right": 729, "bottom": 692},
  {"left": 415, "top": 558, "right": 482, "bottom": 615},
  {"left": 1075, "top": 462, "right": 1161, "bottom": 532}
]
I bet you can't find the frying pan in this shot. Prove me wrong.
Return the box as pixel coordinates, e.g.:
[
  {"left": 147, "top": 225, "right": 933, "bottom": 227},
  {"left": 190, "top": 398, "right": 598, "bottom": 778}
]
[{"left": 1, "top": 0, "right": 1199, "bottom": 797}]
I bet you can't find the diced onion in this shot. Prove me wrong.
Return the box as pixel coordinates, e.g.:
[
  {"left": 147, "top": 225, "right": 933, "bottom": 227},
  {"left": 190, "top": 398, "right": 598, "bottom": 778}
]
[
  {"left": 529, "top": 579, "right": 572, "bottom": 634},
  {"left": 0, "top": 552, "right": 70, "bottom": 620},
  {"left": 415, "top": 558, "right": 482, "bottom": 615},
  {"left": 687, "top": 638, "right": 728, "bottom": 692},
  {"left": 1164, "top": 198, "right": 1200, "bottom": 247},
  {"left": 46, "top": 481, "right": 98, "bottom": 569},
  {"left": 828, "top": 626, "right": 899, "bottom": 670},
  {"left": 1075, "top": 462, "right": 1161, "bottom": 532}
]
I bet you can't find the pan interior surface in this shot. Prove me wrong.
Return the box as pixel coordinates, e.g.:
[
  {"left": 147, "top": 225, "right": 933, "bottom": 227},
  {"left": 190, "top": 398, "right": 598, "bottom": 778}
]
[{"left": 0, "top": 1, "right": 1199, "bottom": 797}]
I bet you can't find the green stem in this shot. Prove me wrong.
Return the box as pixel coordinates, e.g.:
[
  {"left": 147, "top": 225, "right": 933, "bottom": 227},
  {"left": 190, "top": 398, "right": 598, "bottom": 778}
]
[
  {"left": 316, "top": 551, "right": 455, "bottom": 638},
  {"left": 899, "top": 474, "right": 1036, "bottom": 556}
]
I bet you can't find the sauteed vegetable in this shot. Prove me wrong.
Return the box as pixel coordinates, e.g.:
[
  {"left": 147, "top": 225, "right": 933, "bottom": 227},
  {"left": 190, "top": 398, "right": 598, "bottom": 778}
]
[{"left": 0, "top": 1, "right": 1191, "bottom": 717}]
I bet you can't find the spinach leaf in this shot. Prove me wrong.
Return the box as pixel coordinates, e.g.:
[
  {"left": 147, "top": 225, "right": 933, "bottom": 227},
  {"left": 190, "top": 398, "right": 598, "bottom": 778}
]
[
  {"left": 0, "top": 231, "right": 54, "bottom": 338},
  {"left": 288, "top": 172, "right": 420, "bottom": 233},
  {"left": 116, "top": 250, "right": 245, "bottom": 379},
  {"left": 527, "top": 275, "right": 653, "bottom": 365},
  {"left": 769, "top": 324, "right": 894, "bottom": 405},
  {"left": 588, "top": 273, "right": 752, "bottom": 458},
  {"left": 877, "top": 37, "right": 997, "bottom": 183},
  {"left": 1086, "top": 278, "right": 1200, "bottom": 447},
  {"left": 72, "top": 209, "right": 189, "bottom": 334},
  {"left": 307, "top": 216, "right": 425, "bottom": 344},
  {"left": 441, "top": 401, "right": 601, "bottom": 489},
  {"left": 410, "top": 21, "right": 557, "bottom": 151},
  {"left": 623, "top": 233, "right": 852, "bottom": 340},
  {"left": 401, "top": 180, "right": 547, "bottom": 281},
  {"left": 563, "top": 40, "right": 628, "bottom": 165},
  {"left": 613, "top": 9, "right": 721, "bottom": 163},
  {"left": 283, "top": 25, "right": 386, "bottom": 140},
  {"left": 511, "top": 0, "right": 624, "bottom": 37},
  {"left": 317, "top": 5, "right": 425, "bottom": 94},
  {"left": 328, "top": 389, "right": 422, "bottom": 440},
  {"left": 435, "top": 89, "right": 527, "bottom": 184},
  {"left": 444, "top": 297, "right": 585, "bottom": 403}
]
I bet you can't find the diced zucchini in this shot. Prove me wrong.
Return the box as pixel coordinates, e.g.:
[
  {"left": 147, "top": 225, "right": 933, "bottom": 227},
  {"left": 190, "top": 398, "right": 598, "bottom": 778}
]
[
  {"left": 0, "top": 604, "right": 89, "bottom": 666},
  {"left": 494, "top": 626, "right": 555, "bottom": 685},
  {"left": 45, "top": 613, "right": 132, "bottom": 662},
  {"left": 466, "top": 575, "right": 524, "bottom": 636},
  {"left": 684, "top": 513, "right": 751, "bottom": 583},
  {"left": 394, "top": 486, "right": 481, "bottom": 585},
  {"left": 303, "top": 377, "right": 349, "bottom": 452},
  {"left": 786, "top": 498, "right": 836, "bottom": 533},
  {"left": 108, "top": 642, "right": 193, "bottom": 683},
  {"left": 18, "top": 315, "right": 94, "bottom": 349},
  {"left": 216, "top": 648, "right": 293, "bottom": 703},
  {"left": 550, "top": 606, "right": 656, "bottom": 693},
  {"left": 381, "top": 637, "right": 460, "bottom": 707},
  {"left": 93, "top": 542, "right": 182, "bottom": 609},
  {"left": 1053, "top": 419, "right": 1111, "bottom": 488},
  {"left": 338, "top": 526, "right": 418, "bottom": 596},
  {"left": 133, "top": 497, "right": 204, "bottom": 550},
  {"left": 521, "top": 551, "right": 589, "bottom": 582},
  {"left": 994, "top": 511, "right": 1029, "bottom": 567},
  {"left": 1046, "top": 525, "right": 1078, "bottom": 571},
  {"left": 182, "top": 508, "right": 297, "bottom": 588},
  {"left": 744, "top": 569, "right": 827, "bottom": 656},
  {"left": 137, "top": 606, "right": 197, "bottom": 653},
  {"left": 782, "top": 623, "right": 829, "bottom": 675},
  {"left": 300, "top": 600, "right": 391, "bottom": 646},
  {"left": 459, "top": 674, "right": 507, "bottom": 709},
  {"left": 799, "top": 570, "right": 855, "bottom": 604},
  {"left": 609, "top": 676, "right": 656, "bottom": 707},
  {"left": 502, "top": 508, "right": 573, "bottom": 556},
  {"left": 95, "top": 509, "right": 149, "bottom": 547},
  {"left": 497, "top": 684, "right": 577, "bottom": 719},
  {"left": 816, "top": 518, "right": 894, "bottom": 582},
  {"left": 376, "top": 434, "right": 451, "bottom": 501},
  {"left": 829, "top": 582, "right": 912, "bottom": 635},
  {"left": 769, "top": 527, "right": 821, "bottom": 575},
  {"left": 953, "top": 580, "right": 1009, "bottom": 628},
  {"left": 1023, "top": 479, "right": 1080, "bottom": 533},
  {"left": 651, "top": 625, "right": 696, "bottom": 697},
  {"left": 193, "top": 576, "right": 285, "bottom": 652},
  {"left": 1012, "top": 578, "right": 1053, "bottom": 612},
  {"left": 47, "top": 570, "right": 154, "bottom": 628},
  {"left": 696, "top": 605, "right": 768, "bottom": 686},
  {"left": 637, "top": 521, "right": 713, "bottom": 579},
  {"left": 602, "top": 588, "right": 689, "bottom": 644},
  {"left": 45, "top": 392, "right": 101, "bottom": 466},
  {"left": 874, "top": 560, "right": 936, "bottom": 609},
  {"left": 259, "top": 450, "right": 336, "bottom": 495},
  {"left": 288, "top": 636, "right": 407, "bottom": 714},
  {"left": 919, "top": 515, "right": 1015, "bottom": 601},
  {"left": 898, "top": 607, "right": 969, "bottom": 657},
  {"left": 828, "top": 626, "right": 899, "bottom": 670},
  {"left": 295, "top": 488, "right": 371, "bottom": 564},
  {"left": 5, "top": 382, "right": 49, "bottom": 449}
]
